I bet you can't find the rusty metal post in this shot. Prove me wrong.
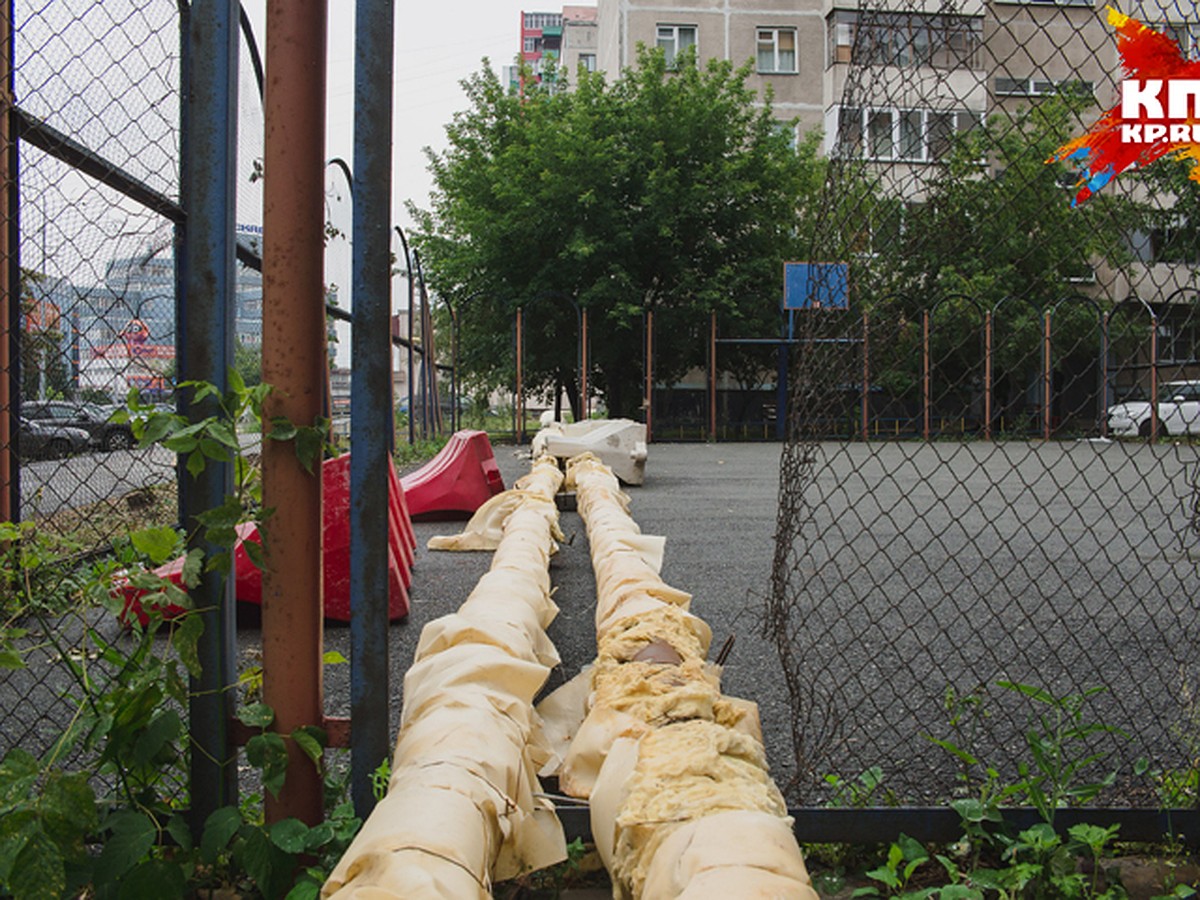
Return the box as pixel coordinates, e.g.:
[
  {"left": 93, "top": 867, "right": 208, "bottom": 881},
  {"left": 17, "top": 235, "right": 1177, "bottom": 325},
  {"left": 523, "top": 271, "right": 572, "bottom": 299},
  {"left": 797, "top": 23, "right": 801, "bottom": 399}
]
[
  {"left": 581, "top": 308, "right": 589, "bottom": 419},
  {"left": 709, "top": 311, "right": 717, "bottom": 442},
  {"left": 1043, "top": 311, "right": 1052, "bottom": 441},
  {"left": 1, "top": 0, "right": 13, "bottom": 523},
  {"left": 261, "top": 0, "right": 326, "bottom": 826},
  {"left": 922, "top": 310, "right": 930, "bottom": 442},
  {"left": 646, "top": 310, "right": 655, "bottom": 441},
  {"left": 861, "top": 311, "right": 870, "bottom": 441},
  {"left": 515, "top": 306, "right": 524, "bottom": 443},
  {"left": 182, "top": 0, "right": 240, "bottom": 837},
  {"left": 985, "top": 311, "right": 993, "bottom": 441}
]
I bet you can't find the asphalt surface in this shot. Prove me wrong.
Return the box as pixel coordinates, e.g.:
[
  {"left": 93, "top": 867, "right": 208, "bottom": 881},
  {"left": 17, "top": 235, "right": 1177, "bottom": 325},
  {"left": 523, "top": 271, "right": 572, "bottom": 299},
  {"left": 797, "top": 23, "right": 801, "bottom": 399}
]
[
  {"left": 8, "top": 438, "right": 1199, "bottom": 809},
  {"left": 321, "top": 438, "right": 1200, "bottom": 806}
]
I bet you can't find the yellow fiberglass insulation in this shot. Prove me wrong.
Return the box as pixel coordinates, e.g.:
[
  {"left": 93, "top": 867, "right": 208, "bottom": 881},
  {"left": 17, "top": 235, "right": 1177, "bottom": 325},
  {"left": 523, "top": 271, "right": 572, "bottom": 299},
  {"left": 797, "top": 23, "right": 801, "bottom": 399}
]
[
  {"left": 323, "top": 456, "right": 567, "bottom": 899},
  {"left": 556, "top": 450, "right": 817, "bottom": 900},
  {"left": 597, "top": 603, "right": 709, "bottom": 662},
  {"left": 590, "top": 659, "right": 720, "bottom": 727}
]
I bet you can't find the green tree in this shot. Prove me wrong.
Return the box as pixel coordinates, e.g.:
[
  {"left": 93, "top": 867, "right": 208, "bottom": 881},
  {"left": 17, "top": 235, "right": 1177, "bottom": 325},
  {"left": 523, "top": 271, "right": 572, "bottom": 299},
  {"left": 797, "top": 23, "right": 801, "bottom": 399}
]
[
  {"left": 410, "top": 49, "right": 827, "bottom": 419},
  {"left": 863, "top": 92, "right": 1134, "bottom": 418}
]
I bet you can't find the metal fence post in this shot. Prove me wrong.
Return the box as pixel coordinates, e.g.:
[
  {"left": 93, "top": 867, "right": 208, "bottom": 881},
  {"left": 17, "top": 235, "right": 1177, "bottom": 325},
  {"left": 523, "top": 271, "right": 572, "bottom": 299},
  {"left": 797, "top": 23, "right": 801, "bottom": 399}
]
[
  {"left": 1043, "top": 310, "right": 1052, "bottom": 441},
  {"left": 182, "top": 0, "right": 239, "bottom": 836},
  {"left": 645, "top": 309, "right": 653, "bottom": 442},
  {"left": 516, "top": 306, "right": 524, "bottom": 443},
  {"left": 349, "top": 0, "right": 394, "bottom": 819},
  {"left": 1, "top": 0, "right": 15, "bottom": 524},
  {"left": 922, "top": 310, "right": 930, "bottom": 441},
  {"left": 985, "top": 310, "right": 993, "bottom": 441},
  {"left": 709, "top": 311, "right": 717, "bottom": 442},
  {"left": 261, "top": 0, "right": 327, "bottom": 827},
  {"left": 861, "top": 310, "right": 870, "bottom": 441},
  {"left": 1150, "top": 313, "right": 1159, "bottom": 442},
  {"left": 582, "top": 307, "right": 590, "bottom": 420}
]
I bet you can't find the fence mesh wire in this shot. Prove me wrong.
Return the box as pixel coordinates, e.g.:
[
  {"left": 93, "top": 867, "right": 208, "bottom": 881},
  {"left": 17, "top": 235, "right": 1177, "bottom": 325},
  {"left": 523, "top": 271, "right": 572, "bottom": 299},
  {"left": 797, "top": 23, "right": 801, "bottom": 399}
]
[
  {"left": 0, "top": 0, "right": 188, "bottom": 789},
  {"left": 769, "top": 0, "right": 1200, "bottom": 807}
]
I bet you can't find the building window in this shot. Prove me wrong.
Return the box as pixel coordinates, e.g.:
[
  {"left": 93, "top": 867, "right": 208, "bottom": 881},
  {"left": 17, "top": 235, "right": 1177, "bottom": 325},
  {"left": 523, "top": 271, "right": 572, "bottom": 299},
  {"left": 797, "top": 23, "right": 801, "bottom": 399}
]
[
  {"left": 579, "top": 53, "right": 597, "bottom": 72},
  {"left": 835, "top": 106, "right": 983, "bottom": 162},
  {"left": 827, "top": 10, "right": 981, "bottom": 70},
  {"left": 524, "top": 12, "right": 562, "bottom": 30},
  {"left": 1157, "top": 321, "right": 1198, "bottom": 364},
  {"left": 757, "top": 28, "right": 797, "bottom": 73},
  {"left": 657, "top": 24, "right": 697, "bottom": 67},
  {"left": 524, "top": 37, "right": 537, "bottom": 53},
  {"left": 994, "top": 76, "right": 1093, "bottom": 97}
]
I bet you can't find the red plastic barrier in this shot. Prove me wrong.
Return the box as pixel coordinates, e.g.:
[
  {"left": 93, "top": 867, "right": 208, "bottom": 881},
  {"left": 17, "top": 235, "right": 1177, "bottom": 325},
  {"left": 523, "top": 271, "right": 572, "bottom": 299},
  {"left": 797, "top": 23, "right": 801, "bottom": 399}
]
[
  {"left": 400, "top": 430, "right": 505, "bottom": 519},
  {"left": 120, "top": 454, "right": 413, "bottom": 624}
]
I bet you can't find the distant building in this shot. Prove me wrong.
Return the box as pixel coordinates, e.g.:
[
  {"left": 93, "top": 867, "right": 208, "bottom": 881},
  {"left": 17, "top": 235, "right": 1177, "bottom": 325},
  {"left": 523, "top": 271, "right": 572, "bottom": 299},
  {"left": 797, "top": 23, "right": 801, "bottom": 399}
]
[{"left": 22, "top": 225, "right": 264, "bottom": 401}]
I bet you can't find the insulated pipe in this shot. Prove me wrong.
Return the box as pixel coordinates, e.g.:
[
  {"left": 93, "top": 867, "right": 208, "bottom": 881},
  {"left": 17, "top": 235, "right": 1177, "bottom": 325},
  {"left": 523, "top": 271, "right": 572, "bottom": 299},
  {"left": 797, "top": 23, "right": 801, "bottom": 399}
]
[
  {"left": 553, "top": 452, "right": 818, "bottom": 899},
  {"left": 324, "top": 456, "right": 569, "bottom": 898},
  {"left": 261, "top": 0, "right": 327, "bottom": 827}
]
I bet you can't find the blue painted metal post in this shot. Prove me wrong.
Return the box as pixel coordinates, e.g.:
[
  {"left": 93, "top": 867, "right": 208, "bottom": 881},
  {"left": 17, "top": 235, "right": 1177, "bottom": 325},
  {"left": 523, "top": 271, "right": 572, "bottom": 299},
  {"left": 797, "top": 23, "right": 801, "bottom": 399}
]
[
  {"left": 182, "top": 0, "right": 239, "bottom": 836},
  {"left": 3, "top": 0, "right": 19, "bottom": 524},
  {"left": 350, "top": 0, "right": 395, "bottom": 817}
]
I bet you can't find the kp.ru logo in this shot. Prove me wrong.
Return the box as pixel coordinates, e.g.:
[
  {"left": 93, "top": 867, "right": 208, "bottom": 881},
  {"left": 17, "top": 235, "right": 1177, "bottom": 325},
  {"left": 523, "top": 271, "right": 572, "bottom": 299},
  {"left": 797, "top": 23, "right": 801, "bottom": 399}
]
[
  {"left": 1118, "top": 80, "right": 1200, "bottom": 144},
  {"left": 1049, "top": 7, "right": 1200, "bottom": 205}
]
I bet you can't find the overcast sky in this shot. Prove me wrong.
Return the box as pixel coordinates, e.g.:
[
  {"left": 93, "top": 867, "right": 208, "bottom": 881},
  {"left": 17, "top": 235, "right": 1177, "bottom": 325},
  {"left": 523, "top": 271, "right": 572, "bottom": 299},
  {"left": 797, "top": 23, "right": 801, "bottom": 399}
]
[
  {"left": 323, "top": 1, "right": 532, "bottom": 229},
  {"left": 236, "top": 1, "right": 537, "bottom": 361}
]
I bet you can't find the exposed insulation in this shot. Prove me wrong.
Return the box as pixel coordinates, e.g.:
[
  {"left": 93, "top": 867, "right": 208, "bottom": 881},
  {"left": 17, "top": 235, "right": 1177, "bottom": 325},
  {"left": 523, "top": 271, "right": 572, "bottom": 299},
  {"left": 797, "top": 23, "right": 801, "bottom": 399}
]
[
  {"left": 543, "top": 450, "right": 818, "bottom": 900},
  {"left": 323, "top": 455, "right": 568, "bottom": 899}
]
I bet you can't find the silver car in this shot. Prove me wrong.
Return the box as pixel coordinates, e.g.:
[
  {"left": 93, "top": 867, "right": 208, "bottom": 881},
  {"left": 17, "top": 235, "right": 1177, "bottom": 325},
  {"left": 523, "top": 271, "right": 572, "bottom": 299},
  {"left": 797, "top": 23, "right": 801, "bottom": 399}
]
[
  {"left": 18, "top": 416, "right": 91, "bottom": 459},
  {"left": 1106, "top": 380, "right": 1200, "bottom": 437}
]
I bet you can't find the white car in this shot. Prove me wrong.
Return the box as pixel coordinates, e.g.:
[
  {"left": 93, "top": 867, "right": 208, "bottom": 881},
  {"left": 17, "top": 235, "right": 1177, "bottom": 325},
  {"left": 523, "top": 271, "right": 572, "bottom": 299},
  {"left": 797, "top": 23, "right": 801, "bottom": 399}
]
[{"left": 1107, "top": 380, "right": 1200, "bottom": 437}]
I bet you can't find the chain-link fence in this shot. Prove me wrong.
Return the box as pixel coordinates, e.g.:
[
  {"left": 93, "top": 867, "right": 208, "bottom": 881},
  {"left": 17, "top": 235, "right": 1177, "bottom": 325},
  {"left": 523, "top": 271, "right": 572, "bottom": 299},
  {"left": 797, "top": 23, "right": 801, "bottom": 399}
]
[
  {"left": 769, "top": 0, "right": 1200, "bottom": 809},
  {"left": 0, "top": 2, "right": 280, "bottom": 796}
]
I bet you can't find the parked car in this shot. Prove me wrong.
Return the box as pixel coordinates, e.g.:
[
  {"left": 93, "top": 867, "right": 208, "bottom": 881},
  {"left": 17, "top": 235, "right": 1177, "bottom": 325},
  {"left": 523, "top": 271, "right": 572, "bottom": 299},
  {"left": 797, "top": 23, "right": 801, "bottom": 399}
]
[
  {"left": 23, "top": 400, "right": 135, "bottom": 451},
  {"left": 18, "top": 416, "right": 90, "bottom": 460},
  {"left": 1106, "top": 380, "right": 1200, "bottom": 437}
]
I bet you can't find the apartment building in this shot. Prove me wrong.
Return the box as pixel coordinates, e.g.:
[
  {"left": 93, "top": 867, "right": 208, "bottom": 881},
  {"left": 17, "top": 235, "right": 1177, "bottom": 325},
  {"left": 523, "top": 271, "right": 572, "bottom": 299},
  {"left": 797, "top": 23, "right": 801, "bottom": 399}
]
[
  {"left": 597, "top": 0, "right": 827, "bottom": 137},
  {"left": 516, "top": 7, "right": 601, "bottom": 89},
  {"left": 590, "top": 1, "right": 1197, "bottom": 360}
]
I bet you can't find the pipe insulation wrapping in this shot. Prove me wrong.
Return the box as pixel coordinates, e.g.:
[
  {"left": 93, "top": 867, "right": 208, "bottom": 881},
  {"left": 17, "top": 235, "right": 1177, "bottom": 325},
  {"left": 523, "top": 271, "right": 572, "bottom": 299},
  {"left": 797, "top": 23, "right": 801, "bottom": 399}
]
[
  {"left": 323, "top": 456, "right": 569, "bottom": 899},
  {"left": 544, "top": 452, "right": 819, "bottom": 900}
]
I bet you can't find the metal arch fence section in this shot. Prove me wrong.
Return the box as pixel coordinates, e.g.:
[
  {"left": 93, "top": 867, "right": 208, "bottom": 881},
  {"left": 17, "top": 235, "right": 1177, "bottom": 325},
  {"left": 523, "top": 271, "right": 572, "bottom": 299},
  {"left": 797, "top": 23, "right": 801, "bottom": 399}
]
[{"left": 616, "top": 294, "right": 1200, "bottom": 444}]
